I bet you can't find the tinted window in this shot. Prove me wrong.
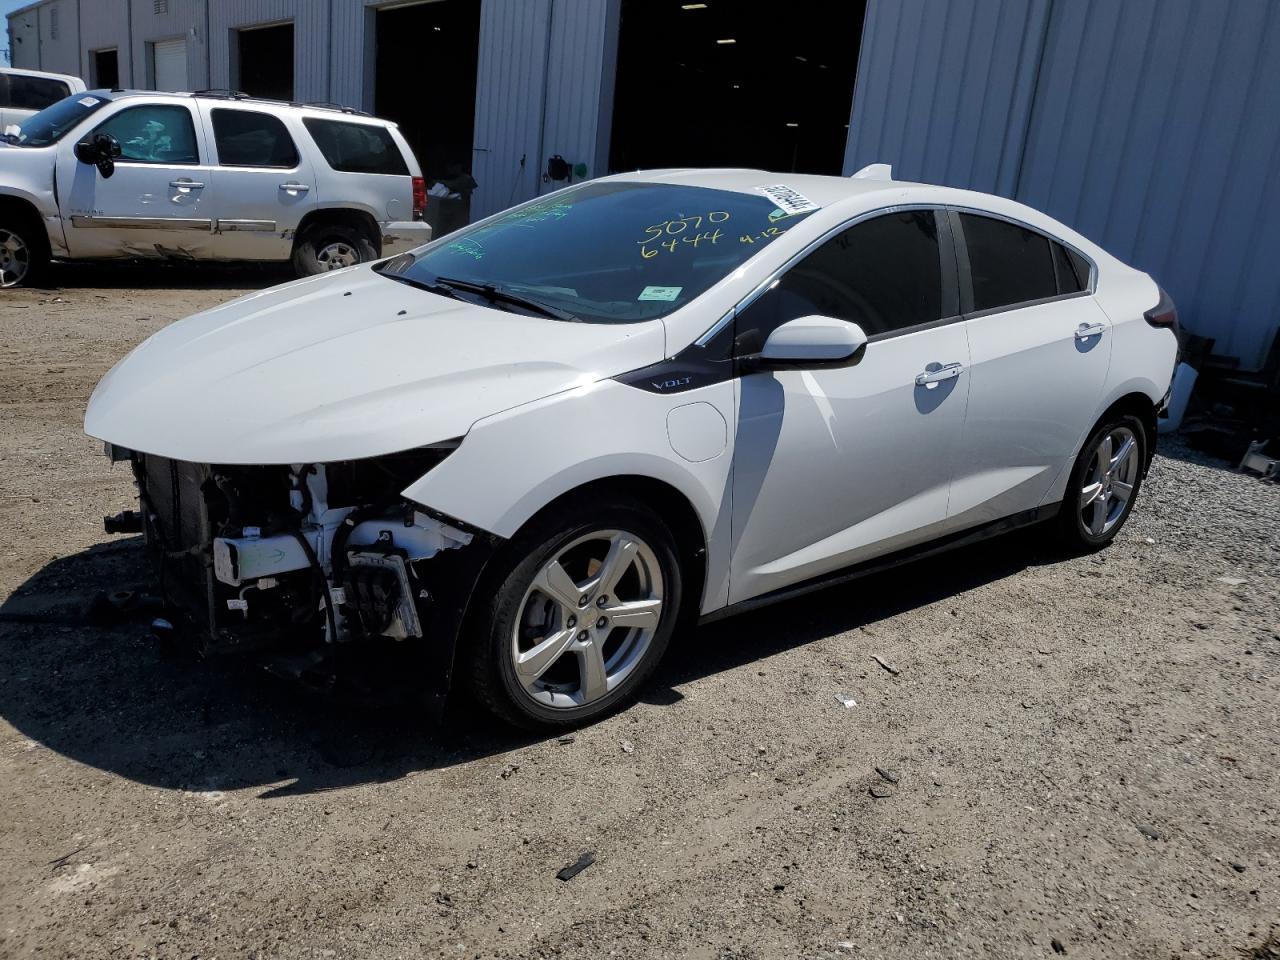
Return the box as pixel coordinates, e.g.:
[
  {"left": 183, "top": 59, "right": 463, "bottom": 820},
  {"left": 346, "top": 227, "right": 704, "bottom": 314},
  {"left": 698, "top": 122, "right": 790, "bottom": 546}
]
[
  {"left": 6, "top": 74, "right": 71, "bottom": 110},
  {"left": 303, "top": 118, "right": 408, "bottom": 175},
  {"left": 736, "top": 210, "right": 944, "bottom": 350},
  {"left": 212, "top": 108, "right": 299, "bottom": 168},
  {"left": 94, "top": 104, "right": 199, "bottom": 164},
  {"left": 1067, "top": 247, "right": 1091, "bottom": 290},
  {"left": 960, "top": 213, "right": 1056, "bottom": 312},
  {"left": 381, "top": 181, "right": 816, "bottom": 323}
]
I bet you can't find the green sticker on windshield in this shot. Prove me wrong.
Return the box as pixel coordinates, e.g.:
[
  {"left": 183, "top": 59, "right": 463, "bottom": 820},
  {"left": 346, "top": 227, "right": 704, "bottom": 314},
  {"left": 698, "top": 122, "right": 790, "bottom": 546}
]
[{"left": 638, "top": 285, "right": 682, "bottom": 302}]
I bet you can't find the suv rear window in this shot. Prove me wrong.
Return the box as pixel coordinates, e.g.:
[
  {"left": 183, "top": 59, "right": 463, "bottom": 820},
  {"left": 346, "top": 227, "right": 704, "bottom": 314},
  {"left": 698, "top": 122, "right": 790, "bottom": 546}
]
[
  {"left": 212, "top": 108, "right": 299, "bottom": 168},
  {"left": 4, "top": 74, "right": 71, "bottom": 110},
  {"left": 302, "top": 117, "right": 408, "bottom": 175}
]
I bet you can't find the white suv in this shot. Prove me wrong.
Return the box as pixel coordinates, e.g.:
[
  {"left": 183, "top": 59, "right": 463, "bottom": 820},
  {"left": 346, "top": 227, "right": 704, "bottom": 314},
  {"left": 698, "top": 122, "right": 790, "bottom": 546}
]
[{"left": 0, "top": 90, "right": 431, "bottom": 287}]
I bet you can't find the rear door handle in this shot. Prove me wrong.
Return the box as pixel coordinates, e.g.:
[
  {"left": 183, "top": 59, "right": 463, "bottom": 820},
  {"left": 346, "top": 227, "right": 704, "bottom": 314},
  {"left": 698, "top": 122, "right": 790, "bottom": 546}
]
[
  {"left": 280, "top": 182, "right": 310, "bottom": 194},
  {"left": 169, "top": 178, "right": 204, "bottom": 190},
  {"left": 915, "top": 362, "right": 964, "bottom": 386},
  {"left": 1075, "top": 322, "right": 1107, "bottom": 340}
]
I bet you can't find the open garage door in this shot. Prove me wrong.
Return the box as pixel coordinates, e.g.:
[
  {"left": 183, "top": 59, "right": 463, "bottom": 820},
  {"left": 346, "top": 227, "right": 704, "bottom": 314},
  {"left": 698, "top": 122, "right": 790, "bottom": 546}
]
[
  {"left": 609, "top": 0, "right": 866, "bottom": 175},
  {"left": 374, "top": 0, "right": 480, "bottom": 185}
]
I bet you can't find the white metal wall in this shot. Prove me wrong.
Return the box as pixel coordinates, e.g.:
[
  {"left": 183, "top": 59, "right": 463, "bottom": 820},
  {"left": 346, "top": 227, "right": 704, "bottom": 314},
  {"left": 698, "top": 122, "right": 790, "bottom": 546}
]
[
  {"left": 8, "top": 7, "right": 39, "bottom": 69},
  {"left": 208, "top": 0, "right": 330, "bottom": 100},
  {"left": 847, "top": 0, "right": 1280, "bottom": 371},
  {"left": 79, "top": 0, "right": 131, "bottom": 85}
]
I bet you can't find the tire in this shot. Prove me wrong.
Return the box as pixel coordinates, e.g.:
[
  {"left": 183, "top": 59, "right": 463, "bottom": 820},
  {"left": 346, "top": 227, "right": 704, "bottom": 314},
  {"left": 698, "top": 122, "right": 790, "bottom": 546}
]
[
  {"left": 1056, "top": 412, "right": 1148, "bottom": 551},
  {"left": 0, "top": 218, "right": 48, "bottom": 288},
  {"left": 465, "top": 498, "right": 684, "bottom": 730},
  {"left": 291, "top": 222, "right": 378, "bottom": 277}
]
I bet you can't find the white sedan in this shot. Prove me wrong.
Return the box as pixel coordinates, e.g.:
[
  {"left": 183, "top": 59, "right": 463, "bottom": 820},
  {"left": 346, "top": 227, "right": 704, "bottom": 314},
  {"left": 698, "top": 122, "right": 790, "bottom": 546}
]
[{"left": 84, "top": 166, "right": 1179, "bottom": 728}]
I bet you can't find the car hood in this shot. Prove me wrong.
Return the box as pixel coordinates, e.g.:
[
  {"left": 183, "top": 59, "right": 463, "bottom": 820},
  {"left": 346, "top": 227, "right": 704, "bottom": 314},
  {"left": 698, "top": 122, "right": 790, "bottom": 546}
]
[{"left": 84, "top": 267, "right": 666, "bottom": 464}]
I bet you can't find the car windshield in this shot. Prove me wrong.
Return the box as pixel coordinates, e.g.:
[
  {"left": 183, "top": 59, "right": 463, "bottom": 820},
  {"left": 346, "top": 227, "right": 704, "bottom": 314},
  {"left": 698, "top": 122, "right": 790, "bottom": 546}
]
[
  {"left": 6, "top": 94, "right": 108, "bottom": 147},
  {"left": 376, "top": 180, "right": 818, "bottom": 323}
]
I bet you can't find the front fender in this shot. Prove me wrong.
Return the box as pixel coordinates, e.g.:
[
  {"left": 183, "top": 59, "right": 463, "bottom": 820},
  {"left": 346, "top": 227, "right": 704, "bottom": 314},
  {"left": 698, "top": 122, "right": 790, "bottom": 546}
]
[{"left": 402, "top": 378, "right": 737, "bottom": 615}]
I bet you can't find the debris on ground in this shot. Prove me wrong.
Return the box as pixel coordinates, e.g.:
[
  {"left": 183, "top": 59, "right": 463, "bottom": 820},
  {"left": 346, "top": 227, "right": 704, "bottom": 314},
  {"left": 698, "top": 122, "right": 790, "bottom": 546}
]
[
  {"left": 874, "top": 767, "right": 900, "bottom": 784},
  {"left": 555, "top": 852, "right": 595, "bottom": 881},
  {"left": 1217, "top": 576, "right": 1248, "bottom": 586},
  {"left": 1051, "top": 937, "right": 1067, "bottom": 954},
  {"left": 868, "top": 785, "right": 892, "bottom": 799},
  {"left": 834, "top": 694, "right": 857, "bottom": 709},
  {"left": 619, "top": 739, "right": 634, "bottom": 754},
  {"left": 871, "top": 654, "right": 901, "bottom": 676},
  {"left": 1137, "top": 825, "right": 1162, "bottom": 841},
  {"left": 556, "top": 735, "right": 576, "bottom": 745},
  {"left": 500, "top": 764, "right": 519, "bottom": 780}
]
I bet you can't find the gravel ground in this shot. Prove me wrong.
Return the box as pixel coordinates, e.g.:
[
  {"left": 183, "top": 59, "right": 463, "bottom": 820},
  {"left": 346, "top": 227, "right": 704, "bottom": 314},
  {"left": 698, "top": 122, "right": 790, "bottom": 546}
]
[{"left": 1, "top": 264, "right": 1278, "bottom": 960}]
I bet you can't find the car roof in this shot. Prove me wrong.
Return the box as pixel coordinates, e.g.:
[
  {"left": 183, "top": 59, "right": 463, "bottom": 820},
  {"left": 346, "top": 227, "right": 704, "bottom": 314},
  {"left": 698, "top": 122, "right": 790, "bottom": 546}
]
[
  {"left": 606, "top": 167, "right": 900, "bottom": 207},
  {"left": 87, "top": 88, "right": 392, "bottom": 124}
]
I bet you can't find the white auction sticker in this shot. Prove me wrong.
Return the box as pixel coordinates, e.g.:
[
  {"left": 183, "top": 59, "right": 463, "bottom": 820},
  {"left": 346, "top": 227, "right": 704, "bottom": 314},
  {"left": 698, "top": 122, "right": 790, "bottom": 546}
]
[
  {"left": 79, "top": 97, "right": 99, "bottom": 108},
  {"left": 757, "top": 184, "right": 820, "bottom": 215}
]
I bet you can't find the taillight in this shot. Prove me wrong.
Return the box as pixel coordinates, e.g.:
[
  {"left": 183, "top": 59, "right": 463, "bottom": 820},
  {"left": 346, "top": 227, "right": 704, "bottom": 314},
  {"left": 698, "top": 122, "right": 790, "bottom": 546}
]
[
  {"left": 1144, "top": 285, "right": 1178, "bottom": 329},
  {"left": 412, "top": 176, "right": 426, "bottom": 221}
]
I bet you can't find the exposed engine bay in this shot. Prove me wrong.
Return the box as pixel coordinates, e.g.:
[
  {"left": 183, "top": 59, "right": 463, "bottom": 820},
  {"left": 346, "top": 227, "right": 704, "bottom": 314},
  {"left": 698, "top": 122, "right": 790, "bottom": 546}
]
[{"left": 104, "top": 443, "right": 493, "bottom": 671}]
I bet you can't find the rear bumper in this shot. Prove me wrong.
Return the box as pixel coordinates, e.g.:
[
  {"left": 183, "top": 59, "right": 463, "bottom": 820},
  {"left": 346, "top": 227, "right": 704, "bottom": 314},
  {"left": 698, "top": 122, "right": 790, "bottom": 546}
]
[{"left": 380, "top": 220, "right": 433, "bottom": 256}]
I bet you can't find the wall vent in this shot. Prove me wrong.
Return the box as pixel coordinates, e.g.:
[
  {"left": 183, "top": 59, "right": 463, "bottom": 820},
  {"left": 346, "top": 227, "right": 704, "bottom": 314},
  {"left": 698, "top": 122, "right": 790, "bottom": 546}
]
[{"left": 154, "top": 0, "right": 168, "bottom": 14}]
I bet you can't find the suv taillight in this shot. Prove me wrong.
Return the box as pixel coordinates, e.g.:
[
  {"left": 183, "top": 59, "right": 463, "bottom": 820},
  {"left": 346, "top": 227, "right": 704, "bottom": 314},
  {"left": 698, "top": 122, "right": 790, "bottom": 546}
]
[
  {"left": 1144, "top": 285, "right": 1178, "bottom": 329},
  {"left": 412, "top": 177, "right": 426, "bottom": 221}
]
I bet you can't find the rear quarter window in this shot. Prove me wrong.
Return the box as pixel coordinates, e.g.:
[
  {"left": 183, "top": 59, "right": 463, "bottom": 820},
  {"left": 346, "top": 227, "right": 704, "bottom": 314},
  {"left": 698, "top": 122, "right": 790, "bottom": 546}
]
[{"left": 302, "top": 117, "right": 408, "bottom": 176}]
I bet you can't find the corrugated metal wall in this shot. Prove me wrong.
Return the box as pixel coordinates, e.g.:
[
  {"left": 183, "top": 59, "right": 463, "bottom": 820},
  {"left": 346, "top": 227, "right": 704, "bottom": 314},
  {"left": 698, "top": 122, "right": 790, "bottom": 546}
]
[
  {"left": 208, "top": 0, "right": 331, "bottom": 101},
  {"left": 470, "top": 0, "right": 617, "bottom": 219},
  {"left": 8, "top": 6, "right": 40, "bottom": 69},
  {"left": 847, "top": 0, "right": 1280, "bottom": 370},
  {"left": 79, "top": 0, "right": 132, "bottom": 85}
]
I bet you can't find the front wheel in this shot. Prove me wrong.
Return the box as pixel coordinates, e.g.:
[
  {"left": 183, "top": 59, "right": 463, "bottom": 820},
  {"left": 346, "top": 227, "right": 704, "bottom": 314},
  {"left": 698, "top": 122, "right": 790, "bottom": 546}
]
[
  {"left": 1057, "top": 413, "right": 1148, "bottom": 550},
  {"left": 465, "top": 500, "right": 683, "bottom": 730},
  {"left": 0, "top": 222, "right": 47, "bottom": 288}
]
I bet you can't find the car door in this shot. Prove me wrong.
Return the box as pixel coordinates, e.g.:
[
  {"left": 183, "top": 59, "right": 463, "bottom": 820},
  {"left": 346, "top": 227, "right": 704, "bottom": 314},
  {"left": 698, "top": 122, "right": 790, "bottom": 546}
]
[
  {"left": 201, "top": 104, "right": 318, "bottom": 261},
  {"left": 729, "top": 208, "right": 972, "bottom": 603},
  {"left": 57, "top": 100, "right": 217, "bottom": 259},
  {"left": 946, "top": 211, "right": 1112, "bottom": 525}
]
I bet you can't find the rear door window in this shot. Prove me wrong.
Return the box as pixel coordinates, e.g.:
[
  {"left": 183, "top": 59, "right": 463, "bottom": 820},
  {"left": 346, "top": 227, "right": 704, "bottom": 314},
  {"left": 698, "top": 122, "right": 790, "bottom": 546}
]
[
  {"left": 6, "top": 74, "right": 71, "bottom": 110},
  {"left": 211, "top": 108, "right": 299, "bottom": 168},
  {"left": 959, "top": 213, "right": 1057, "bottom": 312},
  {"left": 94, "top": 104, "right": 199, "bottom": 164},
  {"left": 302, "top": 117, "right": 408, "bottom": 175},
  {"left": 736, "top": 209, "right": 946, "bottom": 351}
]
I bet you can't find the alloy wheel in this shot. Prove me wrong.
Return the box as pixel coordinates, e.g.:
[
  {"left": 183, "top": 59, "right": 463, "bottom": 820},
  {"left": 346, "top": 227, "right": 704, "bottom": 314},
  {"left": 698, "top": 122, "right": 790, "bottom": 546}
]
[
  {"left": 316, "top": 240, "right": 359, "bottom": 270},
  {"left": 0, "top": 229, "right": 31, "bottom": 288},
  {"left": 1079, "top": 425, "right": 1140, "bottom": 537},
  {"left": 511, "top": 529, "right": 664, "bottom": 710}
]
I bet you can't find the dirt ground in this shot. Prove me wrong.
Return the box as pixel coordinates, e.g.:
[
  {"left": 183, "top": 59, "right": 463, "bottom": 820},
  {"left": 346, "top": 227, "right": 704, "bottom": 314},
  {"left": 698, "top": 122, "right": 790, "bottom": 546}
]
[{"left": 1, "top": 263, "right": 1277, "bottom": 960}]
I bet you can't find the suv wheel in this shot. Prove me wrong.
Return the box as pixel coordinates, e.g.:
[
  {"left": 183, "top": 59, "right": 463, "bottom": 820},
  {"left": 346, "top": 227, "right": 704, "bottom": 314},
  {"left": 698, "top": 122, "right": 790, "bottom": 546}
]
[
  {"left": 466, "top": 499, "right": 683, "bottom": 730},
  {"left": 0, "top": 222, "right": 46, "bottom": 288},
  {"left": 292, "top": 222, "right": 377, "bottom": 277},
  {"left": 1057, "top": 412, "right": 1147, "bottom": 551}
]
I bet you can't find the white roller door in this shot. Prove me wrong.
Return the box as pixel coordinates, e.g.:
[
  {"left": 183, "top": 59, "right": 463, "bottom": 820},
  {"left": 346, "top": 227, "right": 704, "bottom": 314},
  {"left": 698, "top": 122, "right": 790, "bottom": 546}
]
[{"left": 152, "top": 38, "right": 188, "bottom": 92}]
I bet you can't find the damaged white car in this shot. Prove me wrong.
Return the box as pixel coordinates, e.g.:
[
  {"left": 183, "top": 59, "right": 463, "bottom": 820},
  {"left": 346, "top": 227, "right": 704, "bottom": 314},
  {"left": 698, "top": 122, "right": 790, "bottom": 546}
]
[{"left": 85, "top": 168, "right": 1179, "bottom": 729}]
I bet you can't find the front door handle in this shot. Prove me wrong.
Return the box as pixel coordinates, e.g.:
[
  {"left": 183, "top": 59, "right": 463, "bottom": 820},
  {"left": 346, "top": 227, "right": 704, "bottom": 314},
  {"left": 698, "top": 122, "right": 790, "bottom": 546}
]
[
  {"left": 1075, "top": 321, "right": 1107, "bottom": 340},
  {"left": 280, "top": 182, "right": 310, "bottom": 194},
  {"left": 915, "top": 362, "right": 964, "bottom": 386},
  {"left": 169, "top": 178, "right": 204, "bottom": 190}
]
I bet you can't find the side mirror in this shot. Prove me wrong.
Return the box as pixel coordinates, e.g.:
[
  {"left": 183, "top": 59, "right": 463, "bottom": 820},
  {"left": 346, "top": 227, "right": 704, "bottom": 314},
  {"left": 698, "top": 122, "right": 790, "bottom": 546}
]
[
  {"left": 74, "top": 133, "right": 121, "bottom": 179},
  {"left": 754, "top": 315, "right": 869, "bottom": 369}
]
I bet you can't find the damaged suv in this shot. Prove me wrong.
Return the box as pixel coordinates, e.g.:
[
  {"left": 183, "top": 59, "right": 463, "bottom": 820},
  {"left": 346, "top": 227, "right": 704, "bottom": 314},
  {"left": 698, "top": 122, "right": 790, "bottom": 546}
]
[{"left": 85, "top": 168, "right": 1178, "bottom": 729}]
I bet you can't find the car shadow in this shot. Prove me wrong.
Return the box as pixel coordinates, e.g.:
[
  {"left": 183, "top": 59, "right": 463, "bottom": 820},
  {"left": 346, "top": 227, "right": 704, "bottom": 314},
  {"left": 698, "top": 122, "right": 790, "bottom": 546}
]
[
  {"left": 35, "top": 260, "right": 295, "bottom": 291},
  {"left": 0, "top": 527, "right": 1054, "bottom": 798}
]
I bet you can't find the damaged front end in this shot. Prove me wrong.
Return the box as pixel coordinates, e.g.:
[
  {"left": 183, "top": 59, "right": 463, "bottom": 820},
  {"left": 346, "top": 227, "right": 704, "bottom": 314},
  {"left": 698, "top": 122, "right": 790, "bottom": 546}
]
[{"left": 105, "top": 443, "right": 497, "bottom": 712}]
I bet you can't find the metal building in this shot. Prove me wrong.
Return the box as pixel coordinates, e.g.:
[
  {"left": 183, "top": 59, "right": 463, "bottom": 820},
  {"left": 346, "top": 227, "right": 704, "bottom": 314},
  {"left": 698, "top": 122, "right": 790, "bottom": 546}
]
[{"left": 7, "top": 0, "right": 1278, "bottom": 372}]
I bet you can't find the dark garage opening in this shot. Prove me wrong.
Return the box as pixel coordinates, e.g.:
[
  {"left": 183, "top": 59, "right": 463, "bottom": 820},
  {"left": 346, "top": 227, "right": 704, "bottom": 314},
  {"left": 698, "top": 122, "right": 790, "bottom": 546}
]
[
  {"left": 374, "top": 0, "right": 480, "bottom": 185},
  {"left": 92, "top": 49, "right": 119, "bottom": 89},
  {"left": 237, "top": 22, "right": 295, "bottom": 101},
  {"left": 610, "top": 0, "right": 866, "bottom": 175}
]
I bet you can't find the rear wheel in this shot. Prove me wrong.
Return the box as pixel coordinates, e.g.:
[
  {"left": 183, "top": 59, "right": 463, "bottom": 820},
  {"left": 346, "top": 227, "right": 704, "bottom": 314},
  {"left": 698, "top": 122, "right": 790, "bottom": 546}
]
[
  {"left": 0, "top": 221, "right": 47, "bottom": 288},
  {"left": 1057, "top": 413, "right": 1147, "bottom": 550},
  {"left": 291, "top": 222, "right": 378, "bottom": 277},
  {"left": 466, "top": 500, "right": 682, "bottom": 730}
]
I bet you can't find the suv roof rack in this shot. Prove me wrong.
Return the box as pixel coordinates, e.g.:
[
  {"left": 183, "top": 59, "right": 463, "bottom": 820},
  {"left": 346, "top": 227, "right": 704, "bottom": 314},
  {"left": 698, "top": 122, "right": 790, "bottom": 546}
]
[
  {"left": 295, "top": 100, "right": 372, "bottom": 117},
  {"left": 192, "top": 89, "right": 252, "bottom": 100}
]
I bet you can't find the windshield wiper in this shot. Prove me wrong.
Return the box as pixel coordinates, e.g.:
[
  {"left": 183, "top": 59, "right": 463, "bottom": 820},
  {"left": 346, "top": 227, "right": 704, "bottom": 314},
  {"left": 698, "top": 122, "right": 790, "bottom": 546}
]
[
  {"left": 433, "top": 275, "right": 580, "bottom": 322},
  {"left": 376, "top": 271, "right": 467, "bottom": 301}
]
